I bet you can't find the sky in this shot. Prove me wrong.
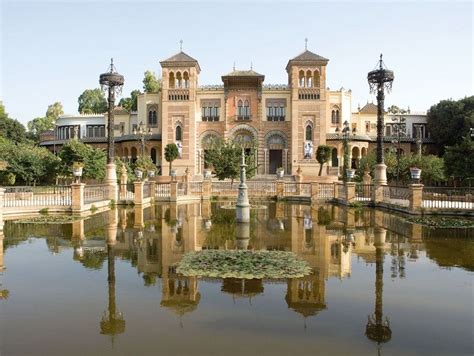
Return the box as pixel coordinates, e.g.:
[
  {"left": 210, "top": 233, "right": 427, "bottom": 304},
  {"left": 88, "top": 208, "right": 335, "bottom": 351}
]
[{"left": 1, "top": 1, "right": 472, "bottom": 125}]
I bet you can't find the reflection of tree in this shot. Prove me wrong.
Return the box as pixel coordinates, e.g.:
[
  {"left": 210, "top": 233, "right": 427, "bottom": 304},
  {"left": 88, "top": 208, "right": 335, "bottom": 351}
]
[
  {"left": 221, "top": 278, "right": 264, "bottom": 299},
  {"left": 317, "top": 207, "right": 332, "bottom": 225},
  {"left": 100, "top": 244, "right": 125, "bottom": 338},
  {"left": 80, "top": 249, "right": 107, "bottom": 270},
  {"left": 424, "top": 237, "right": 474, "bottom": 272},
  {"left": 142, "top": 272, "right": 158, "bottom": 287}
]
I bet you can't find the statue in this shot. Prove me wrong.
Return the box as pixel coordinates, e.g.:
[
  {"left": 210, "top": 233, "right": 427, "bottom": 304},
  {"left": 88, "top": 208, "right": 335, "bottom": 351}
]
[
  {"left": 176, "top": 141, "right": 183, "bottom": 158},
  {"left": 304, "top": 141, "right": 313, "bottom": 159}
]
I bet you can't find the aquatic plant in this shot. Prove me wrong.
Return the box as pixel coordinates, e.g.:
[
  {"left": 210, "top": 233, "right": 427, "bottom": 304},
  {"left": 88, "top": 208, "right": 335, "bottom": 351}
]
[
  {"left": 176, "top": 250, "right": 312, "bottom": 279},
  {"left": 407, "top": 216, "right": 474, "bottom": 228}
]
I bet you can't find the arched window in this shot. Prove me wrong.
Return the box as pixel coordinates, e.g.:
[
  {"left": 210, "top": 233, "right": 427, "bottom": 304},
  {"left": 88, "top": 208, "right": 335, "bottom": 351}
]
[
  {"left": 306, "top": 70, "right": 312, "bottom": 87},
  {"left": 336, "top": 110, "right": 340, "bottom": 124},
  {"left": 244, "top": 100, "right": 250, "bottom": 118},
  {"left": 331, "top": 148, "right": 338, "bottom": 167},
  {"left": 175, "top": 125, "right": 182, "bottom": 141},
  {"left": 183, "top": 72, "right": 189, "bottom": 88},
  {"left": 176, "top": 72, "right": 182, "bottom": 88},
  {"left": 150, "top": 148, "right": 157, "bottom": 165},
  {"left": 314, "top": 71, "right": 320, "bottom": 87},
  {"left": 305, "top": 125, "right": 313, "bottom": 141},
  {"left": 299, "top": 70, "right": 305, "bottom": 87},
  {"left": 237, "top": 100, "right": 243, "bottom": 118},
  {"left": 331, "top": 110, "right": 336, "bottom": 124},
  {"left": 169, "top": 72, "right": 175, "bottom": 88}
]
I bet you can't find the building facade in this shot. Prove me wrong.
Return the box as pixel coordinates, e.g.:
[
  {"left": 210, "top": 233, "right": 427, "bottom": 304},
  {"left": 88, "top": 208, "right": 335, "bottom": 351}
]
[{"left": 40, "top": 48, "right": 433, "bottom": 178}]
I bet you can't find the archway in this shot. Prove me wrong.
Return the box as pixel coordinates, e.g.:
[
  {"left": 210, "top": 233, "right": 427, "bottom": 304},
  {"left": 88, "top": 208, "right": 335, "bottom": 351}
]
[
  {"left": 265, "top": 132, "right": 287, "bottom": 174},
  {"left": 351, "top": 147, "right": 360, "bottom": 169},
  {"left": 131, "top": 147, "right": 138, "bottom": 163},
  {"left": 361, "top": 147, "right": 367, "bottom": 157},
  {"left": 331, "top": 148, "right": 338, "bottom": 167},
  {"left": 151, "top": 148, "right": 157, "bottom": 165}
]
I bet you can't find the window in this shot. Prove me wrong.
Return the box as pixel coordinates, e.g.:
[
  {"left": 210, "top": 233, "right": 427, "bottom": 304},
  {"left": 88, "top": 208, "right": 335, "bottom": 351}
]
[
  {"left": 175, "top": 125, "right": 182, "bottom": 141},
  {"left": 85, "top": 125, "right": 105, "bottom": 138},
  {"left": 201, "top": 106, "right": 220, "bottom": 121},
  {"left": 244, "top": 100, "right": 250, "bottom": 118},
  {"left": 266, "top": 100, "right": 286, "bottom": 121},
  {"left": 305, "top": 125, "right": 313, "bottom": 141},
  {"left": 148, "top": 109, "right": 158, "bottom": 126},
  {"left": 365, "top": 121, "right": 370, "bottom": 133},
  {"left": 237, "top": 100, "right": 250, "bottom": 120}
]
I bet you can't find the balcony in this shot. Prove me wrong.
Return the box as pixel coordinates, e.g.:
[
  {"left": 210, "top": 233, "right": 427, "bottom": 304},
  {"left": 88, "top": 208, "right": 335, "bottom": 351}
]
[
  {"left": 298, "top": 88, "right": 320, "bottom": 100},
  {"left": 168, "top": 89, "right": 189, "bottom": 101},
  {"left": 235, "top": 115, "right": 252, "bottom": 122},
  {"left": 267, "top": 116, "right": 285, "bottom": 122}
]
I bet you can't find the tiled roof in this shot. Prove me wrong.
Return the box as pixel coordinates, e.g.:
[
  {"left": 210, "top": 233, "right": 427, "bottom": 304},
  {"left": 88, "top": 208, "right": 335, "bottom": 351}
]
[
  {"left": 290, "top": 49, "right": 329, "bottom": 62},
  {"left": 223, "top": 69, "right": 264, "bottom": 77},
  {"left": 359, "top": 103, "right": 378, "bottom": 114},
  {"left": 161, "top": 51, "right": 198, "bottom": 63}
]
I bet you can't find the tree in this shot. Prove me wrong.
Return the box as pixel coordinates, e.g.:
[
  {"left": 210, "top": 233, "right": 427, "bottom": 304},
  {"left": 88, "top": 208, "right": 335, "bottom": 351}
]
[
  {"left": 316, "top": 145, "right": 332, "bottom": 176},
  {"left": 0, "top": 102, "right": 28, "bottom": 144},
  {"left": 164, "top": 143, "right": 179, "bottom": 175},
  {"left": 143, "top": 71, "right": 161, "bottom": 93},
  {"left": 204, "top": 139, "right": 258, "bottom": 182},
  {"left": 443, "top": 136, "right": 474, "bottom": 184},
  {"left": 27, "top": 116, "right": 55, "bottom": 135},
  {"left": 78, "top": 88, "right": 107, "bottom": 114},
  {"left": 58, "top": 140, "right": 106, "bottom": 180},
  {"left": 45, "top": 102, "right": 64, "bottom": 120},
  {"left": 118, "top": 90, "right": 141, "bottom": 112},
  {"left": 426, "top": 96, "right": 474, "bottom": 154}
]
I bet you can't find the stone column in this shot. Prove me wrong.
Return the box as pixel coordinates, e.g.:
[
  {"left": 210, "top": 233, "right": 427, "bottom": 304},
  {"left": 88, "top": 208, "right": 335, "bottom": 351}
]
[
  {"left": 295, "top": 166, "right": 303, "bottom": 195},
  {"left": 276, "top": 180, "right": 284, "bottom": 200},
  {"left": 202, "top": 179, "right": 211, "bottom": 200},
  {"left": 71, "top": 183, "right": 85, "bottom": 213},
  {"left": 0, "top": 188, "right": 4, "bottom": 231},
  {"left": 346, "top": 182, "right": 356, "bottom": 204},
  {"left": 106, "top": 164, "right": 118, "bottom": 201},
  {"left": 264, "top": 149, "right": 268, "bottom": 174},
  {"left": 106, "top": 208, "right": 118, "bottom": 245},
  {"left": 170, "top": 181, "right": 178, "bottom": 202},
  {"left": 373, "top": 185, "right": 384, "bottom": 205},
  {"left": 149, "top": 181, "right": 156, "bottom": 203},
  {"left": 283, "top": 149, "right": 289, "bottom": 173},
  {"left": 311, "top": 182, "right": 320, "bottom": 203},
  {"left": 119, "top": 166, "right": 128, "bottom": 201},
  {"left": 134, "top": 181, "right": 144, "bottom": 205},
  {"left": 409, "top": 184, "right": 424, "bottom": 214}
]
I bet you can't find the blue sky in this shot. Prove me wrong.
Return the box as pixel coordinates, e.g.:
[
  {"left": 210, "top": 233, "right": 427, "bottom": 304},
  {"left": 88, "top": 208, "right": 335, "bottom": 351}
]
[{"left": 1, "top": 1, "right": 472, "bottom": 124}]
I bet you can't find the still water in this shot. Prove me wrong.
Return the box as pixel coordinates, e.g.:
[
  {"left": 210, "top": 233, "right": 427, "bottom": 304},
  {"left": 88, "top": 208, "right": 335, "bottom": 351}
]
[{"left": 0, "top": 202, "right": 472, "bottom": 356}]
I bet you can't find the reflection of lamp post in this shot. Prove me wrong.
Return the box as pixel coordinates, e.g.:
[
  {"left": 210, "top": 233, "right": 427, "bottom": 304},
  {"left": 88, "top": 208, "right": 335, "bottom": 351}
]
[
  {"left": 100, "top": 244, "right": 125, "bottom": 340},
  {"left": 368, "top": 54, "right": 394, "bottom": 185},
  {"left": 99, "top": 58, "right": 124, "bottom": 184},
  {"left": 391, "top": 115, "right": 406, "bottom": 185},
  {"left": 336, "top": 120, "right": 352, "bottom": 183},
  {"left": 133, "top": 121, "right": 152, "bottom": 157}
]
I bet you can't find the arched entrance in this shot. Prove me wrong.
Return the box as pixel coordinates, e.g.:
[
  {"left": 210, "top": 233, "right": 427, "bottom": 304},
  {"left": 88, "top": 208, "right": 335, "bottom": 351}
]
[
  {"left": 331, "top": 148, "right": 339, "bottom": 167},
  {"left": 351, "top": 147, "right": 360, "bottom": 169},
  {"left": 151, "top": 148, "right": 157, "bottom": 165},
  {"left": 265, "top": 132, "right": 287, "bottom": 174},
  {"left": 131, "top": 147, "right": 138, "bottom": 163}
]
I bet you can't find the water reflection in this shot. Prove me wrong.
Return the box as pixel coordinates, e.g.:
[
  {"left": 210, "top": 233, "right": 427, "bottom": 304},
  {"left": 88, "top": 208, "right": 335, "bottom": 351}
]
[{"left": 1, "top": 202, "right": 473, "bottom": 355}]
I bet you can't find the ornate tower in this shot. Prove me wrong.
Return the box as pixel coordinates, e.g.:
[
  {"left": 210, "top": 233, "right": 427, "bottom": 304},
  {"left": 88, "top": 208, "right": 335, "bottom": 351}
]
[
  {"left": 160, "top": 49, "right": 201, "bottom": 176},
  {"left": 286, "top": 43, "right": 329, "bottom": 175}
]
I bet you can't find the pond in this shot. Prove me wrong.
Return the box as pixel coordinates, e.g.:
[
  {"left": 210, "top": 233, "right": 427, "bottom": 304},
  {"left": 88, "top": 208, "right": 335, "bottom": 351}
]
[{"left": 0, "top": 202, "right": 473, "bottom": 355}]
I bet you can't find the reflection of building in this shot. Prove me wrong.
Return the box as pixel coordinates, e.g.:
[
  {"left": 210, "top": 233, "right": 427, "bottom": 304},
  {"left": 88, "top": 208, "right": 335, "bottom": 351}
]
[{"left": 221, "top": 278, "right": 264, "bottom": 300}]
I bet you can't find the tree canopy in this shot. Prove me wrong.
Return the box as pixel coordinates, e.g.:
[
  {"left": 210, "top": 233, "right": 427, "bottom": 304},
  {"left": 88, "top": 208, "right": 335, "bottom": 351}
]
[
  {"left": 316, "top": 145, "right": 332, "bottom": 176},
  {"left": 143, "top": 71, "right": 161, "bottom": 93},
  {"left": 78, "top": 88, "right": 107, "bottom": 114},
  {"left": 443, "top": 136, "right": 474, "bottom": 184},
  {"left": 204, "top": 139, "right": 257, "bottom": 182},
  {"left": 164, "top": 143, "right": 179, "bottom": 175},
  {"left": 58, "top": 140, "right": 106, "bottom": 180},
  {"left": 118, "top": 90, "right": 141, "bottom": 112},
  {"left": 0, "top": 102, "right": 28, "bottom": 144},
  {"left": 427, "top": 96, "right": 474, "bottom": 154},
  {"left": 46, "top": 102, "right": 64, "bottom": 120}
]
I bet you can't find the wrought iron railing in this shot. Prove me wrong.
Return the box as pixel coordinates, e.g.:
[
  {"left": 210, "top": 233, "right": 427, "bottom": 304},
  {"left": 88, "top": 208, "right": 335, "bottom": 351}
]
[
  {"left": 156, "top": 183, "right": 170, "bottom": 198},
  {"left": 84, "top": 184, "right": 109, "bottom": 204},
  {"left": 319, "top": 183, "right": 334, "bottom": 199},
  {"left": 422, "top": 187, "right": 474, "bottom": 210},
  {"left": 382, "top": 186, "right": 410, "bottom": 207},
  {"left": 356, "top": 184, "right": 373, "bottom": 201},
  {"left": 2, "top": 186, "right": 72, "bottom": 207}
]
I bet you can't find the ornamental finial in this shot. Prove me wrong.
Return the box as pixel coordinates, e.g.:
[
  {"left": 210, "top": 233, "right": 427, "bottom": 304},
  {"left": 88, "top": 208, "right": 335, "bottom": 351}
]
[
  {"left": 305, "top": 38, "right": 308, "bottom": 50},
  {"left": 180, "top": 39, "right": 183, "bottom": 51}
]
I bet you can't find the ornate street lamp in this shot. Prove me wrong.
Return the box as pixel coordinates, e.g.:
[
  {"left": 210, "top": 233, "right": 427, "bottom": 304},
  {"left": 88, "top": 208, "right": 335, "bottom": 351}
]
[
  {"left": 368, "top": 54, "right": 394, "bottom": 185},
  {"left": 100, "top": 58, "right": 124, "bottom": 184},
  {"left": 133, "top": 121, "right": 152, "bottom": 157}
]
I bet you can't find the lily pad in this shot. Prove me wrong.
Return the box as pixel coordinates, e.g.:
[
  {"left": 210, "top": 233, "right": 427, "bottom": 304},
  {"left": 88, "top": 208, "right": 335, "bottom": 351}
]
[{"left": 176, "top": 250, "right": 312, "bottom": 279}]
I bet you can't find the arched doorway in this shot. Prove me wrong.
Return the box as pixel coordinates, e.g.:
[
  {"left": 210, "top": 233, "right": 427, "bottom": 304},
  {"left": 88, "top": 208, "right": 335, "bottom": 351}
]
[
  {"left": 265, "top": 132, "right": 287, "bottom": 174},
  {"left": 151, "top": 148, "right": 157, "bottom": 165},
  {"left": 131, "top": 147, "right": 138, "bottom": 163},
  {"left": 123, "top": 147, "right": 129, "bottom": 162},
  {"left": 331, "top": 148, "right": 339, "bottom": 167},
  {"left": 351, "top": 147, "right": 360, "bottom": 169}
]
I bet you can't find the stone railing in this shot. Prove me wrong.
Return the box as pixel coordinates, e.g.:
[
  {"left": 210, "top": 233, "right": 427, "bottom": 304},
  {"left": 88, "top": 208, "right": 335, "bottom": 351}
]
[
  {"left": 83, "top": 184, "right": 109, "bottom": 205},
  {"left": 382, "top": 185, "right": 410, "bottom": 208},
  {"left": 2, "top": 186, "right": 71, "bottom": 207},
  {"left": 422, "top": 187, "right": 473, "bottom": 210}
]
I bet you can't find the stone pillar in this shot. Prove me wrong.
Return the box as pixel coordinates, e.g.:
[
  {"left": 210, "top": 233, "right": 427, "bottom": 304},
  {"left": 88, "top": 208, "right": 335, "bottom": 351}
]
[
  {"left": 374, "top": 164, "right": 388, "bottom": 186},
  {"left": 283, "top": 149, "right": 289, "bottom": 173},
  {"left": 409, "top": 184, "right": 424, "bottom": 214},
  {"left": 295, "top": 166, "right": 303, "bottom": 195},
  {"left": 134, "top": 205, "right": 144, "bottom": 229},
  {"left": 373, "top": 184, "right": 384, "bottom": 205},
  {"left": 311, "top": 182, "right": 320, "bottom": 203},
  {"left": 71, "top": 219, "right": 85, "bottom": 240},
  {"left": 202, "top": 180, "right": 211, "bottom": 200},
  {"left": 119, "top": 166, "right": 128, "bottom": 201},
  {"left": 149, "top": 181, "right": 156, "bottom": 202},
  {"left": 333, "top": 182, "right": 340, "bottom": 200},
  {"left": 134, "top": 181, "right": 144, "bottom": 205},
  {"left": 264, "top": 149, "right": 268, "bottom": 174},
  {"left": 106, "top": 163, "right": 118, "bottom": 201},
  {"left": 346, "top": 182, "right": 356, "bottom": 204},
  {"left": 276, "top": 180, "right": 284, "bottom": 199},
  {"left": 170, "top": 181, "right": 178, "bottom": 202},
  {"left": 362, "top": 164, "right": 372, "bottom": 185},
  {"left": 184, "top": 167, "right": 191, "bottom": 195},
  {"left": 71, "top": 183, "right": 85, "bottom": 213},
  {"left": 0, "top": 188, "right": 4, "bottom": 231}
]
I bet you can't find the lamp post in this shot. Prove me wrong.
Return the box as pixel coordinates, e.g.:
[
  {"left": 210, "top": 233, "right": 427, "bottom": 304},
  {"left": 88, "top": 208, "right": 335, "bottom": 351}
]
[
  {"left": 336, "top": 120, "right": 351, "bottom": 183},
  {"left": 133, "top": 121, "right": 152, "bottom": 157},
  {"left": 391, "top": 115, "right": 406, "bottom": 185},
  {"left": 99, "top": 58, "right": 124, "bottom": 184},
  {"left": 368, "top": 54, "right": 394, "bottom": 185}
]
